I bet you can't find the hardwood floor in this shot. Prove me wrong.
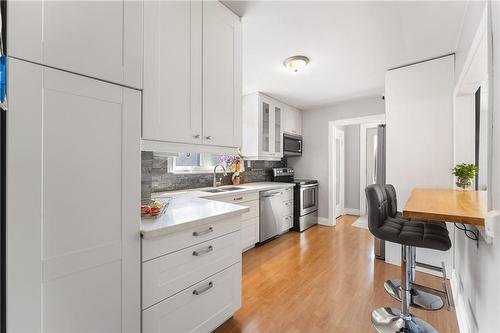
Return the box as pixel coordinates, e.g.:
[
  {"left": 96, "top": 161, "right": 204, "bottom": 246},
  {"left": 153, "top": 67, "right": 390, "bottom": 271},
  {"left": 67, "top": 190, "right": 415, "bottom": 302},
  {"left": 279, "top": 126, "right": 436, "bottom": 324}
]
[{"left": 215, "top": 215, "right": 459, "bottom": 333}]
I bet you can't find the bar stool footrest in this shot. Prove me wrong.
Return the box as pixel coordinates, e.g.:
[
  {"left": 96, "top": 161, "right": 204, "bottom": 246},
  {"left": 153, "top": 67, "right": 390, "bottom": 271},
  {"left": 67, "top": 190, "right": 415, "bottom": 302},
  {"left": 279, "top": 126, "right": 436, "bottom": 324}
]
[
  {"left": 371, "top": 307, "right": 438, "bottom": 333},
  {"left": 384, "top": 279, "right": 444, "bottom": 311}
]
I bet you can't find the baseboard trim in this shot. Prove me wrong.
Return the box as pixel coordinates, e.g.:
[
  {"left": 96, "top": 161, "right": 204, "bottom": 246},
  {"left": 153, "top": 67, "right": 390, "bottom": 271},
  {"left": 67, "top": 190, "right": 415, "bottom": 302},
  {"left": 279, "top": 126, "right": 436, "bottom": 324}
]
[
  {"left": 318, "top": 217, "right": 333, "bottom": 226},
  {"left": 450, "top": 270, "right": 472, "bottom": 333},
  {"left": 343, "top": 208, "right": 360, "bottom": 216}
]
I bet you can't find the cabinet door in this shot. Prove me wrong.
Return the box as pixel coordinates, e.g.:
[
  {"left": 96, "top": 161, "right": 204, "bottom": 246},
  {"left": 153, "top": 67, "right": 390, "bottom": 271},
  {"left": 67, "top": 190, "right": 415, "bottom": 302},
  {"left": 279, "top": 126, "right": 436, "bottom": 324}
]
[
  {"left": 259, "top": 96, "right": 273, "bottom": 156},
  {"left": 7, "top": 58, "right": 140, "bottom": 332},
  {"left": 273, "top": 103, "right": 284, "bottom": 156},
  {"left": 284, "top": 105, "right": 302, "bottom": 135},
  {"left": 202, "top": 1, "right": 242, "bottom": 147},
  {"left": 142, "top": 0, "right": 203, "bottom": 144},
  {"left": 7, "top": 0, "right": 143, "bottom": 88}
]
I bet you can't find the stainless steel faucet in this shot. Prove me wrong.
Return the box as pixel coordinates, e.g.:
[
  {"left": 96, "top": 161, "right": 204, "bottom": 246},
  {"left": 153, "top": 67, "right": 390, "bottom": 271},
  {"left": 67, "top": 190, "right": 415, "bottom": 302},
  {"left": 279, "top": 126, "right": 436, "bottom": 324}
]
[{"left": 213, "top": 164, "right": 227, "bottom": 187}]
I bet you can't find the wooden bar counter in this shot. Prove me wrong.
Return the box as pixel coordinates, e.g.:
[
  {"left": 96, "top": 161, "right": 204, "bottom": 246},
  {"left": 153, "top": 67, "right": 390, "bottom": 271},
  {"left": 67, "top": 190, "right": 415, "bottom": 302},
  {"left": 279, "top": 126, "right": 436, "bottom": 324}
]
[{"left": 403, "top": 188, "right": 487, "bottom": 226}]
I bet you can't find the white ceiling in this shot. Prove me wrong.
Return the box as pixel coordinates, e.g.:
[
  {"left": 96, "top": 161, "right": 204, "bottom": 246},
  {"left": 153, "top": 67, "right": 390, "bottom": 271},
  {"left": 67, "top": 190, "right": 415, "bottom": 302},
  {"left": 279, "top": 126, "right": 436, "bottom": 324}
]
[{"left": 223, "top": 1, "right": 469, "bottom": 109}]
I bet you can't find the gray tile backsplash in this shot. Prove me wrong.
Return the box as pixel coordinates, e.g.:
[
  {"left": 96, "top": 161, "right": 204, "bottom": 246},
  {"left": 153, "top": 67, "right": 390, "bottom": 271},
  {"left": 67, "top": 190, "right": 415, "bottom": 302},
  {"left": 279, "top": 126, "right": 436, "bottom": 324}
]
[{"left": 141, "top": 151, "right": 286, "bottom": 200}]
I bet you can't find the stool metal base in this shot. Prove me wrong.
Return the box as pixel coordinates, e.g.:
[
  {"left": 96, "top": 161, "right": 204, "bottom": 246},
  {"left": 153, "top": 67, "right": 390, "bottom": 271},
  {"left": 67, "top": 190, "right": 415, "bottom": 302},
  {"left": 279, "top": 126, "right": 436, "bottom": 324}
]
[
  {"left": 372, "top": 307, "right": 438, "bottom": 333},
  {"left": 384, "top": 279, "right": 444, "bottom": 311}
]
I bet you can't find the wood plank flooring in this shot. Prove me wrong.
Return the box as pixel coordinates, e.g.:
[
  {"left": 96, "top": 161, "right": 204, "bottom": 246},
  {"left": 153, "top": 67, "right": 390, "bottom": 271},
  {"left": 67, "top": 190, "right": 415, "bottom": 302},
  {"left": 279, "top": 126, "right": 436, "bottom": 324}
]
[{"left": 215, "top": 215, "right": 459, "bottom": 333}]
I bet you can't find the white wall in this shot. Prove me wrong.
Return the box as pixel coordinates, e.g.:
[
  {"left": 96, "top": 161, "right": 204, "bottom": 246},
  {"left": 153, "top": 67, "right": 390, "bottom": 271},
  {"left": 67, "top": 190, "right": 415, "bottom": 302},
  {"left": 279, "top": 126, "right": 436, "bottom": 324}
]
[
  {"left": 455, "top": 1, "right": 488, "bottom": 86},
  {"left": 451, "top": 3, "right": 500, "bottom": 332},
  {"left": 454, "top": 95, "right": 476, "bottom": 166},
  {"left": 288, "top": 97, "right": 385, "bottom": 219},
  {"left": 344, "top": 124, "right": 360, "bottom": 210},
  {"left": 385, "top": 55, "right": 455, "bottom": 273}
]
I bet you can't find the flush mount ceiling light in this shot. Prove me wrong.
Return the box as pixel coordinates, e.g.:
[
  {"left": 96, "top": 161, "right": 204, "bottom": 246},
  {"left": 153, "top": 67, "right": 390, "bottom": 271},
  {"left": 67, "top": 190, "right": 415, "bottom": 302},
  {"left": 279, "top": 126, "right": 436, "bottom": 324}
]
[{"left": 283, "top": 55, "right": 310, "bottom": 73}]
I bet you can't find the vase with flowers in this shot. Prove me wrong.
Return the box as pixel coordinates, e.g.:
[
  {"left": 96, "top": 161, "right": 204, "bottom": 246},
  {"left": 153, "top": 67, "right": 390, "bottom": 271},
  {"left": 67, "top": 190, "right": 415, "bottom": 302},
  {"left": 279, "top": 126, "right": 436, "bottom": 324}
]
[{"left": 452, "top": 163, "right": 478, "bottom": 190}]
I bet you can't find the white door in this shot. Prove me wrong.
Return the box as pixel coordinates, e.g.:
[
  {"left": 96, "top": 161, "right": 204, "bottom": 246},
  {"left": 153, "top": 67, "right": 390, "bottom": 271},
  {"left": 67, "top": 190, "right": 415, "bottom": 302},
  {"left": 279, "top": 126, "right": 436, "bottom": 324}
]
[
  {"left": 365, "top": 127, "right": 378, "bottom": 212},
  {"left": 7, "top": 58, "right": 141, "bottom": 332},
  {"left": 7, "top": 0, "right": 143, "bottom": 88},
  {"left": 202, "top": 0, "right": 242, "bottom": 147},
  {"left": 142, "top": 0, "right": 203, "bottom": 144},
  {"left": 284, "top": 105, "right": 302, "bottom": 135},
  {"left": 335, "top": 129, "right": 345, "bottom": 218}
]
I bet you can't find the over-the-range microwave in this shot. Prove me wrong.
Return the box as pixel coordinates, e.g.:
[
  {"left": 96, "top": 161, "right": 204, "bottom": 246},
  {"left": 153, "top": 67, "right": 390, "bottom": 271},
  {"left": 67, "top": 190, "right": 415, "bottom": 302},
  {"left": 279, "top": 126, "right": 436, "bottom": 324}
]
[{"left": 283, "top": 133, "right": 302, "bottom": 156}]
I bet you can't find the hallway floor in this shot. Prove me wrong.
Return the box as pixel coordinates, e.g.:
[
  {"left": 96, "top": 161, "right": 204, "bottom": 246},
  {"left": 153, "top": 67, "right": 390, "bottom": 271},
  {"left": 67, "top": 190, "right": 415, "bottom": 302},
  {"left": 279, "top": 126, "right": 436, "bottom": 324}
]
[{"left": 215, "top": 215, "right": 459, "bottom": 333}]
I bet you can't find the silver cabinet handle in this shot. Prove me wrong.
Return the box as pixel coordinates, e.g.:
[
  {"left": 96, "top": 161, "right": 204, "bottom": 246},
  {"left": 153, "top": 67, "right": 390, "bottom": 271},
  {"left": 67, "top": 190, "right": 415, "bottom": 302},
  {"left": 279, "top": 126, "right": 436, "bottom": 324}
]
[
  {"left": 233, "top": 197, "right": 243, "bottom": 201},
  {"left": 263, "top": 192, "right": 283, "bottom": 198},
  {"left": 192, "top": 245, "right": 213, "bottom": 256},
  {"left": 193, "top": 282, "right": 213, "bottom": 295},
  {"left": 192, "top": 227, "right": 213, "bottom": 237},
  {"left": 194, "top": 134, "right": 201, "bottom": 139},
  {"left": 205, "top": 136, "right": 212, "bottom": 140},
  {"left": 285, "top": 215, "right": 292, "bottom": 220},
  {"left": 285, "top": 202, "right": 292, "bottom": 206}
]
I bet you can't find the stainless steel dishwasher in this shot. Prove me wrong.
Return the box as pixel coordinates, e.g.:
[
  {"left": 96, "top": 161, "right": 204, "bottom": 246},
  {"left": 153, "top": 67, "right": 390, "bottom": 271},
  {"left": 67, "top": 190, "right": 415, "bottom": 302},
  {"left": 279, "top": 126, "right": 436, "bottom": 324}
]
[{"left": 259, "top": 189, "right": 286, "bottom": 244}]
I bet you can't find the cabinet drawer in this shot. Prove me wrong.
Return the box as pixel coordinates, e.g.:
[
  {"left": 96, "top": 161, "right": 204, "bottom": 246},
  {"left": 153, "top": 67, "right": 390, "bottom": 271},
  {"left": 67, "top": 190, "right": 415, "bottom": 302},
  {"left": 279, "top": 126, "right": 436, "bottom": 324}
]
[
  {"left": 143, "top": 231, "right": 241, "bottom": 309},
  {"left": 142, "top": 263, "right": 241, "bottom": 333},
  {"left": 241, "top": 217, "right": 259, "bottom": 251},
  {"left": 281, "top": 215, "right": 293, "bottom": 233},
  {"left": 282, "top": 187, "right": 294, "bottom": 202},
  {"left": 142, "top": 216, "right": 241, "bottom": 262},
  {"left": 283, "top": 200, "right": 294, "bottom": 214},
  {"left": 216, "top": 191, "right": 259, "bottom": 204}
]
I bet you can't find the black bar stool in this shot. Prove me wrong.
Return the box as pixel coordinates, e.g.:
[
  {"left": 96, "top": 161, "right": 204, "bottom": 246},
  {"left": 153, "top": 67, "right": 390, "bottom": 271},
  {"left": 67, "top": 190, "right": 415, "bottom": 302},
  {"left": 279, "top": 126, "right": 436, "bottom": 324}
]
[
  {"left": 383, "top": 184, "right": 449, "bottom": 312},
  {"left": 365, "top": 184, "right": 451, "bottom": 333}
]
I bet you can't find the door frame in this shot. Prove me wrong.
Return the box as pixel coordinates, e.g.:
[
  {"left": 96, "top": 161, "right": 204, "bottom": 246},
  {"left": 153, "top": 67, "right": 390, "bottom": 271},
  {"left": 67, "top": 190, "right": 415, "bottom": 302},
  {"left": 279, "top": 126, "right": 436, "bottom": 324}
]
[
  {"left": 334, "top": 128, "right": 345, "bottom": 218},
  {"left": 327, "top": 114, "right": 385, "bottom": 226},
  {"left": 359, "top": 122, "right": 381, "bottom": 215}
]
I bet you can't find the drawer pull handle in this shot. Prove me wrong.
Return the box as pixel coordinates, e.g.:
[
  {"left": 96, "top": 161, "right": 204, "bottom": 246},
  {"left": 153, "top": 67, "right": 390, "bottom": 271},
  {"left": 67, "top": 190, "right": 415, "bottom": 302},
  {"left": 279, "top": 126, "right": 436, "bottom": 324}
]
[
  {"left": 193, "top": 245, "right": 214, "bottom": 256},
  {"left": 192, "top": 227, "right": 213, "bottom": 237},
  {"left": 193, "top": 282, "right": 213, "bottom": 295},
  {"left": 285, "top": 202, "right": 291, "bottom": 206},
  {"left": 233, "top": 197, "right": 243, "bottom": 201},
  {"left": 285, "top": 216, "right": 292, "bottom": 220}
]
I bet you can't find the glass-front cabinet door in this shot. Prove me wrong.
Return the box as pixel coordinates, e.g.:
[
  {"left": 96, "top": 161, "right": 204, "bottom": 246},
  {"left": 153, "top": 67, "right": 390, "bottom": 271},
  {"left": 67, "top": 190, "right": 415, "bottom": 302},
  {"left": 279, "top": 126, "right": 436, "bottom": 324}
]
[
  {"left": 274, "top": 105, "right": 282, "bottom": 155},
  {"left": 261, "top": 101, "right": 271, "bottom": 154}
]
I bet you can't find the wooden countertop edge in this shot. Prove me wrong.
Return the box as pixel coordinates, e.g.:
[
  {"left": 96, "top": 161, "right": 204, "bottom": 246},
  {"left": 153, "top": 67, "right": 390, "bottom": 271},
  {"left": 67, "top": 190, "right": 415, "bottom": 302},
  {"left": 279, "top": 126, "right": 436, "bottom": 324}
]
[{"left": 402, "top": 210, "right": 485, "bottom": 226}]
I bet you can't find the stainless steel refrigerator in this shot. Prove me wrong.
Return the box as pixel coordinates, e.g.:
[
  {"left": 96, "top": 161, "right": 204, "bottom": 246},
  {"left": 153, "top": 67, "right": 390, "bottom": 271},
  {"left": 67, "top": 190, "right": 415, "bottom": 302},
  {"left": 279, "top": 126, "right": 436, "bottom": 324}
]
[{"left": 374, "top": 124, "right": 386, "bottom": 260}]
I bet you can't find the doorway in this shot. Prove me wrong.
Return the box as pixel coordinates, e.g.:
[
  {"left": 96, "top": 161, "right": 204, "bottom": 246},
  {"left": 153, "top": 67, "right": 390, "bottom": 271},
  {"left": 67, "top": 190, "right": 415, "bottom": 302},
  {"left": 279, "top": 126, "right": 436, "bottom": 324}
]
[{"left": 329, "top": 114, "right": 385, "bottom": 225}]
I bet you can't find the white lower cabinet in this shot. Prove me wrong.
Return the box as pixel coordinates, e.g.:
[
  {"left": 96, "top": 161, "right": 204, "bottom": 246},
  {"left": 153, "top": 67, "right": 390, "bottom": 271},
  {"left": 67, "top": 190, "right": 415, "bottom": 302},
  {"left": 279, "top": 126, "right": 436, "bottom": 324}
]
[
  {"left": 212, "top": 192, "right": 259, "bottom": 252},
  {"left": 143, "top": 263, "right": 241, "bottom": 333},
  {"left": 141, "top": 215, "right": 242, "bottom": 333},
  {"left": 142, "top": 231, "right": 241, "bottom": 309}
]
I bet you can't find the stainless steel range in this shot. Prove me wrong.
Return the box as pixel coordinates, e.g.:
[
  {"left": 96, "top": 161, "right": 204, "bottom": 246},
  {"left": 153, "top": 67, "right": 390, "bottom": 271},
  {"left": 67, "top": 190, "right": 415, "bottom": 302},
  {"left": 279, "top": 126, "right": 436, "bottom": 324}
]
[{"left": 272, "top": 168, "right": 318, "bottom": 232}]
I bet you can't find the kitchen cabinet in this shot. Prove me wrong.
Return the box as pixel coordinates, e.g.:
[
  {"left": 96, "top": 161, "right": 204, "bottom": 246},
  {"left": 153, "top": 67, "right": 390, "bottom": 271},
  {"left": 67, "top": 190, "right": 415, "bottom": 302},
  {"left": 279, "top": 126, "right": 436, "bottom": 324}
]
[
  {"left": 284, "top": 105, "right": 303, "bottom": 136},
  {"left": 6, "top": 58, "right": 141, "bottom": 332},
  {"left": 242, "top": 92, "right": 284, "bottom": 160},
  {"left": 142, "top": 0, "right": 202, "bottom": 145},
  {"left": 215, "top": 192, "right": 259, "bottom": 251},
  {"left": 7, "top": 0, "right": 143, "bottom": 88},
  {"left": 202, "top": 0, "right": 242, "bottom": 148},
  {"left": 142, "top": 0, "right": 242, "bottom": 149},
  {"left": 141, "top": 215, "right": 242, "bottom": 333}
]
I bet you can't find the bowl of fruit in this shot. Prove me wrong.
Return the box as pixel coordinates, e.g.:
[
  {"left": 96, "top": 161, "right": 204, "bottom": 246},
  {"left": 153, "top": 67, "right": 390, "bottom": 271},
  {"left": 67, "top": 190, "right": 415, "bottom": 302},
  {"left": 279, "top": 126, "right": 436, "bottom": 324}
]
[{"left": 141, "top": 198, "right": 170, "bottom": 219}]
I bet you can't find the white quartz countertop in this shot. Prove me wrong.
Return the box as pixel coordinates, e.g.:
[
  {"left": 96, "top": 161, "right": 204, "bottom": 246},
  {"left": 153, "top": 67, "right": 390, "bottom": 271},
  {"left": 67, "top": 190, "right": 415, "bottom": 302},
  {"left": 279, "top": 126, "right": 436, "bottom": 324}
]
[{"left": 141, "top": 182, "right": 295, "bottom": 239}]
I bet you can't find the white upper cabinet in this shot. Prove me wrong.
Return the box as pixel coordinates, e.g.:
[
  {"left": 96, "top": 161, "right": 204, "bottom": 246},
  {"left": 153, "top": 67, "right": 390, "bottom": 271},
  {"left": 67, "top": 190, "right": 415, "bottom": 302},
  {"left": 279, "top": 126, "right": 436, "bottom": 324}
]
[
  {"left": 142, "top": 1, "right": 203, "bottom": 144},
  {"left": 242, "top": 92, "right": 284, "bottom": 160},
  {"left": 7, "top": 1, "right": 143, "bottom": 88},
  {"left": 202, "top": 1, "right": 242, "bottom": 148},
  {"left": 142, "top": 0, "right": 242, "bottom": 150},
  {"left": 283, "top": 105, "right": 302, "bottom": 136}
]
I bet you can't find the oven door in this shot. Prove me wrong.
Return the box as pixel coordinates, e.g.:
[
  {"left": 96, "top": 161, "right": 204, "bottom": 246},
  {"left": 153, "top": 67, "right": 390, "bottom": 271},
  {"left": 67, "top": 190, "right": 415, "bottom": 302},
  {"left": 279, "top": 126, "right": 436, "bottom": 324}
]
[
  {"left": 299, "top": 184, "right": 318, "bottom": 216},
  {"left": 283, "top": 134, "right": 302, "bottom": 156}
]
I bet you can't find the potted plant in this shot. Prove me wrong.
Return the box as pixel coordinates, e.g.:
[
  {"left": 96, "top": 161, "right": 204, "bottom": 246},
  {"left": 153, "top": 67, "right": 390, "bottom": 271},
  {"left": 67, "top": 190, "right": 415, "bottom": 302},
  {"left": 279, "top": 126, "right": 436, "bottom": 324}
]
[
  {"left": 230, "top": 155, "right": 244, "bottom": 185},
  {"left": 452, "top": 163, "right": 478, "bottom": 190},
  {"left": 232, "top": 171, "right": 241, "bottom": 185}
]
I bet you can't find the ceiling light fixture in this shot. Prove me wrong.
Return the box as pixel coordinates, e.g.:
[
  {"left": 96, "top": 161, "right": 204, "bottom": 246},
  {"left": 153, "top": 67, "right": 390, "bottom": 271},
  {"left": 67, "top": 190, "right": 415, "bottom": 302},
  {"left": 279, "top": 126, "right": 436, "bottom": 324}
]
[{"left": 283, "top": 55, "right": 310, "bottom": 73}]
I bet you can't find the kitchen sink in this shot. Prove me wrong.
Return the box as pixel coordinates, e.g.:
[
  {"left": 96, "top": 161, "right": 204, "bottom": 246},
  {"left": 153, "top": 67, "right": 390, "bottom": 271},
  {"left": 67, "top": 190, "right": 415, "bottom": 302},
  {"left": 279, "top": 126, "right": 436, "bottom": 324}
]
[
  {"left": 202, "top": 188, "right": 226, "bottom": 193},
  {"left": 221, "top": 186, "right": 245, "bottom": 191},
  {"left": 201, "top": 186, "right": 245, "bottom": 193}
]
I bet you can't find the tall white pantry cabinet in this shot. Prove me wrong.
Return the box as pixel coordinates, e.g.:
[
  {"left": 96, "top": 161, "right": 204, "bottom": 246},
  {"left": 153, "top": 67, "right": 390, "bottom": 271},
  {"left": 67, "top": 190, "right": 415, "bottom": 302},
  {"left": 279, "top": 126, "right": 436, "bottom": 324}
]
[{"left": 6, "top": 0, "right": 143, "bottom": 332}]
